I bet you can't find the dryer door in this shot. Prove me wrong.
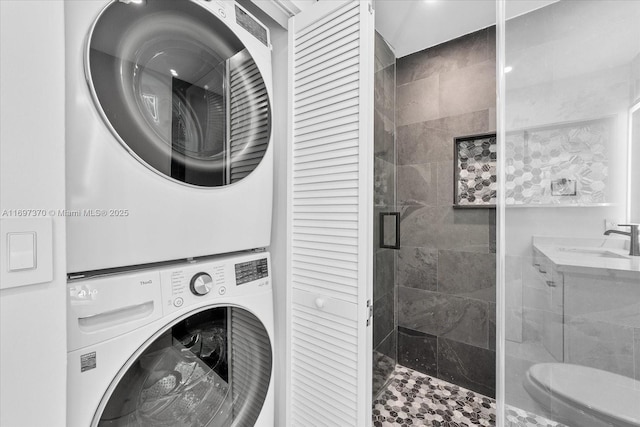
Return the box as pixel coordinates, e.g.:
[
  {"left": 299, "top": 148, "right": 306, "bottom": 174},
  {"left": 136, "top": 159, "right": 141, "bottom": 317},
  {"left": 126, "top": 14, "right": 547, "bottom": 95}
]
[
  {"left": 94, "top": 307, "right": 272, "bottom": 427},
  {"left": 87, "top": 0, "right": 271, "bottom": 187}
]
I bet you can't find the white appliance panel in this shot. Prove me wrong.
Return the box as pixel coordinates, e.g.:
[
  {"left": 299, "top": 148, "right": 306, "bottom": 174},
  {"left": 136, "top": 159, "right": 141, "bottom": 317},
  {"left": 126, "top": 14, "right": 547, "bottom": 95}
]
[{"left": 65, "top": 0, "right": 274, "bottom": 273}]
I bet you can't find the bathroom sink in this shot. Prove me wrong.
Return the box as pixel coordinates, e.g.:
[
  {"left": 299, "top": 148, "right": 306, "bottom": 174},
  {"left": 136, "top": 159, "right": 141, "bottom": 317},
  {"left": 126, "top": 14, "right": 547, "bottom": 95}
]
[{"left": 555, "top": 247, "right": 629, "bottom": 259}]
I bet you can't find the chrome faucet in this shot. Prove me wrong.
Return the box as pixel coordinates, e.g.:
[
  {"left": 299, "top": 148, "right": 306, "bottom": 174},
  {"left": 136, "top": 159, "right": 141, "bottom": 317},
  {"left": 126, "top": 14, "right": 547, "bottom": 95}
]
[{"left": 604, "top": 224, "right": 639, "bottom": 256}]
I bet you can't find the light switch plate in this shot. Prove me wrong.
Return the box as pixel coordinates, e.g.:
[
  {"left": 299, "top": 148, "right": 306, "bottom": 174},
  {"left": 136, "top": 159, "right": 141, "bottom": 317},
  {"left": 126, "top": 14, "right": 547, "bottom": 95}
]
[
  {"left": 8, "top": 232, "right": 36, "bottom": 271},
  {"left": 1, "top": 217, "right": 53, "bottom": 289}
]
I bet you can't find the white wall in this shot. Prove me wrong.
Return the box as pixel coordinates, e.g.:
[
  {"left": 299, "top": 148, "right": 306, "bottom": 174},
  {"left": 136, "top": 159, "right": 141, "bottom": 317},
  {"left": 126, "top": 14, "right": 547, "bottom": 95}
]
[{"left": 0, "top": 1, "right": 67, "bottom": 426}]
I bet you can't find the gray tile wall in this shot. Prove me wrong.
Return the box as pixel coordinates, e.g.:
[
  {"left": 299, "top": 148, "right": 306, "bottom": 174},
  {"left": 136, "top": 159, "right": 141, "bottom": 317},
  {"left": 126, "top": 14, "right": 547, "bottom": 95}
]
[
  {"left": 395, "top": 27, "right": 497, "bottom": 398},
  {"left": 372, "top": 31, "right": 397, "bottom": 398}
]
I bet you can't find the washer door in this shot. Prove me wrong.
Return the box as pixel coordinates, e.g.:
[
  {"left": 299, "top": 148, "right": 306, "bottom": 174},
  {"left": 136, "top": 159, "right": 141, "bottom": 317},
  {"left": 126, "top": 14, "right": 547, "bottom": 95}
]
[
  {"left": 88, "top": 0, "right": 271, "bottom": 187},
  {"left": 95, "top": 307, "right": 272, "bottom": 427}
]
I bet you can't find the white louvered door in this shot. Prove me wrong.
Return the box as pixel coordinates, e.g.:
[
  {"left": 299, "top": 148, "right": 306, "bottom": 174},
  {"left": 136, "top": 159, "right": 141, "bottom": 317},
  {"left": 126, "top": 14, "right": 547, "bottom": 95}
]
[{"left": 287, "top": 1, "right": 374, "bottom": 426}]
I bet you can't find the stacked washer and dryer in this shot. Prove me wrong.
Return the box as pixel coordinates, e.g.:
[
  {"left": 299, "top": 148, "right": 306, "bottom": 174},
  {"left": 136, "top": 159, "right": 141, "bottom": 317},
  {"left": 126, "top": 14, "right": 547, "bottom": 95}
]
[{"left": 64, "top": 1, "right": 275, "bottom": 426}]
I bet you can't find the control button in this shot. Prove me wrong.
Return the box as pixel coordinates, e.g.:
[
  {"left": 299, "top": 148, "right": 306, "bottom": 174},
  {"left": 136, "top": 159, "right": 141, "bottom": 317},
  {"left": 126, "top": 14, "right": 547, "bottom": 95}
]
[
  {"left": 173, "top": 297, "right": 184, "bottom": 307},
  {"left": 218, "top": 286, "right": 226, "bottom": 295},
  {"left": 190, "top": 272, "right": 213, "bottom": 296},
  {"left": 70, "top": 285, "right": 98, "bottom": 301}
]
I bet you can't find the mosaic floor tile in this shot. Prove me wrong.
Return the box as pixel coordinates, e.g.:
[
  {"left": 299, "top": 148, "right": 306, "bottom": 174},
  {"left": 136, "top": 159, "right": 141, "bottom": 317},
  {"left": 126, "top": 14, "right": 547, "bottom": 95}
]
[
  {"left": 373, "top": 365, "right": 564, "bottom": 427},
  {"left": 505, "top": 406, "right": 566, "bottom": 427}
]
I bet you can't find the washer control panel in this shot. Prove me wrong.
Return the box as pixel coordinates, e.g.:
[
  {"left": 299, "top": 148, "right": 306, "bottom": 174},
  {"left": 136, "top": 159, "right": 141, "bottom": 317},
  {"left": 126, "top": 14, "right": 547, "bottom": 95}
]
[{"left": 160, "top": 252, "right": 271, "bottom": 314}]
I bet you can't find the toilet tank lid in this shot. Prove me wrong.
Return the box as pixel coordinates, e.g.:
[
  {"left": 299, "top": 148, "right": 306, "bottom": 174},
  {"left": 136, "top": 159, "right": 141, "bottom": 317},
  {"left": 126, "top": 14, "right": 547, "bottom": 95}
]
[{"left": 528, "top": 363, "right": 640, "bottom": 426}]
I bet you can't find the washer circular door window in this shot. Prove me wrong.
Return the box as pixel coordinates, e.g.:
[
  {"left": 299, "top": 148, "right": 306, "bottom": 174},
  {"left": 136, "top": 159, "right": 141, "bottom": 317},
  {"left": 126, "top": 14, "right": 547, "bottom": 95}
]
[
  {"left": 95, "top": 306, "right": 272, "bottom": 426},
  {"left": 87, "top": 0, "right": 271, "bottom": 187}
]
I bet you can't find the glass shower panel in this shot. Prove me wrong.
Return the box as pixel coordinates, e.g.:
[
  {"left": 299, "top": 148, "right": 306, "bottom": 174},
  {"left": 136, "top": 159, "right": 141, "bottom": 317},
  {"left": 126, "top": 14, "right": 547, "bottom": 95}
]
[
  {"left": 372, "top": 31, "right": 397, "bottom": 399},
  {"left": 500, "top": 1, "right": 640, "bottom": 425}
]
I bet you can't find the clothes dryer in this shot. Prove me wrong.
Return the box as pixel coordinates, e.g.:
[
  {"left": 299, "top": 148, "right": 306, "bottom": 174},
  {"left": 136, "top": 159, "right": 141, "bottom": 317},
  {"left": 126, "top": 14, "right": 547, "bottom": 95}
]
[
  {"left": 67, "top": 251, "right": 274, "bottom": 427},
  {"left": 65, "top": 0, "right": 273, "bottom": 273}
]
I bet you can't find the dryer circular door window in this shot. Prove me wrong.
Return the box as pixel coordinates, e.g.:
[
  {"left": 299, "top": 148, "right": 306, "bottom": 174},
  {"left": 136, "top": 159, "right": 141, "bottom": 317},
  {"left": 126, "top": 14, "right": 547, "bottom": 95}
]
[
  {"left": 95, "top": 306, "right": 272, "bottom": 426},
  {"left": 87, "top": 0, "right": 272, "bottom": 187}
]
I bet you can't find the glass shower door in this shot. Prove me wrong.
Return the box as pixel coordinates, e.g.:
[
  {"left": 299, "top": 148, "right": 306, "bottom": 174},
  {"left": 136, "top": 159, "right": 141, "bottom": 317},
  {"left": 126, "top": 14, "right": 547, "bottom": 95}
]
[
  {"left": 372, "top": 31, "right": 397, "bottom": 398},
  {"left": 498, "top": 1, "right": 640, "bottom": 425}
]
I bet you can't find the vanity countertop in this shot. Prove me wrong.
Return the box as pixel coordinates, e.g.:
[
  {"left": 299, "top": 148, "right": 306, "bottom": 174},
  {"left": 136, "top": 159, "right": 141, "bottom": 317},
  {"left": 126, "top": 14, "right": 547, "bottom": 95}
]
[{"left": 533, "top": 236, "right": 640, "bottom": 277}]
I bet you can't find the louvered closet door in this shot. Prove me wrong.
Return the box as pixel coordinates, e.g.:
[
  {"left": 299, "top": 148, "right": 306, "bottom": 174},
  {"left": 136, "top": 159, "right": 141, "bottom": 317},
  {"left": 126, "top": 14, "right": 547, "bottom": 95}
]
[{"left": 287, "top": 1, "right": 374, "bottom": 426}]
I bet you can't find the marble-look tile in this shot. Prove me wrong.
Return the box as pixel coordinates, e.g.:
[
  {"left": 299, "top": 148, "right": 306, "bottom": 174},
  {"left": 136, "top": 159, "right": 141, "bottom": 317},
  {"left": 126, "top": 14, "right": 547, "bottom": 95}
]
[
  {"left": 506, "top": 307, "right": 524, "bottom": 343},
  {"left": 505, "top": 255, "right": 523, "bottom": 285},
  {"left": 400, "top": 205, "right": 490, "bottom": 252},
  {"left": 504, "top": 353, "right": 543, "bottom": 415},
  {"left": 373, "top": 291, "right": 394, "bottom": 348},
  {"left": 374, "top": 366, "right": 562, "bottom": 426},
  {"left": 373, "top": 366, "right": 501, "bottom": 427},
  {"left": 372, "top": 330, "right": 396, "bottom": 398},
  {"left": 397, "top": 327, "right": 437, "bottom": 377},
  {"left": 504, "top": 42, "right": 554, "bottom": 92},
  {"left": 505, "top": 64, "right": 630, "bottom": 131},
  {"left": 396, "top": 74, "right": 440, "bottom": 127},
  {"left": 381, "top": 65, "right": 395, "bottom": 120},
  {"left": 522, "top": 307, "right": 545, "bottom": 343},
  {"left": 436, "top": 161, "right": 454, "bottom": 207},
  {"left": 542, "top": 311, "right": 563, "bottom": 362},
  {"left": 564, "top": 316, "right": 635, "bottom": 378},
  {"left": 374, "top": 110, "right": 394, "bottom": 163},
  {"left": 376, "top": 327, "right": 396, "bottom": 360},
  {"left": 396, "top": 110, "right": 491, "bottom": 166},
  {"left": 437, "top": 250, "right": 496, "bottom": 302},
  {"left": 486, "top": 26, "right": 496, "bottom": 61},
  {"left": 396, "top": 27, "right": 493, "bottom": 86},
  {"left": 397, "top": 163, "right": 437, "bottom": 207},
  {"left": 437, "top": 337, "right": 496, "bottom": 398},
  {"left": 489, "top": 209, "right": 496, "bottom": 254},
  {"left": 374, "top": 249, "right": 394, "bottom": 300},
  {"left": 373, "top": 207, "right": 383, "bottom": 251},
  {"left": 488, "top": 302, "right": 496, "bottom": 351},
  {"left": 439, "top": 60, "right": 496, "bottom": 119},
  {"left": 397, "top": 123, "right": 451, "bottom": 165},
  {"left": 397, "top": 246, "right": 437, "bottom": 291},
  {"left": 489, "top": 106, "right": 497, "bottom": 131},
  {"left": 372, "top": 348, "right": 395, "bottom": 399},
  {"left": 374, "top": 157, "right": 395, "bottom": 208},
  {"left": 375, "top": 65, "right": 395, "bottom": 121},
  {"left": 634, "top": 328, "right": 640, "bottom": 382},
  {"left": 423, "top": 109, "right": 491, "bottom": 135},
  {"left": 549, "top": 0, "right": 640, "bottom": 42},
  {"left": 398, "top": 287, "right": 488, "bottom": 348}
]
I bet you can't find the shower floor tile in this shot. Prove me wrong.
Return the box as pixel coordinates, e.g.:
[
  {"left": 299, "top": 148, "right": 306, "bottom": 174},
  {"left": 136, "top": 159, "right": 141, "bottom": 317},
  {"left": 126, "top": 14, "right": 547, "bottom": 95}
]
[{"left": 372, "top": 365, "right": 565, "bottom": 427}]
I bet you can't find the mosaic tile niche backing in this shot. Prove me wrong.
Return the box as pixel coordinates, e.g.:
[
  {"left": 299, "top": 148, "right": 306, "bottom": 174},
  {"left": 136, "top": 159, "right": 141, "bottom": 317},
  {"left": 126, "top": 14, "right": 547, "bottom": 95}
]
[
  {"left": 455, "top": 135, "right": 497, "bottom": 206},
  {"left": 504, "top": 118, "right": 612, "bottom": 205}
]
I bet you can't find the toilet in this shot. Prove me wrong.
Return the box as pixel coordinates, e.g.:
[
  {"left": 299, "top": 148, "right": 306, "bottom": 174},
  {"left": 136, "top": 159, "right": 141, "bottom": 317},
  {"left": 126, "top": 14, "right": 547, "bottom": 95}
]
[{"left": 524, "top": 363, "right": 640, "bottom": 427}]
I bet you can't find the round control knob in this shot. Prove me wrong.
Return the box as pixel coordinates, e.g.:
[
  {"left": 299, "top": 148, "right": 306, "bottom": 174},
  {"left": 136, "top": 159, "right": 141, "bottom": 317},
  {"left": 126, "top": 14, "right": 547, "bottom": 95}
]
[{"left": 190, "top": 272, "right": 213, "bottom": 296}]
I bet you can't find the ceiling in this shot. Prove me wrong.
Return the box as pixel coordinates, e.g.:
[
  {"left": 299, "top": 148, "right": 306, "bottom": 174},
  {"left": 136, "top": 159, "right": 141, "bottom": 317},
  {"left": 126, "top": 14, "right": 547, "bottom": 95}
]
[{"left": 374, "top": 0, "right": 557, "bottom": 58}]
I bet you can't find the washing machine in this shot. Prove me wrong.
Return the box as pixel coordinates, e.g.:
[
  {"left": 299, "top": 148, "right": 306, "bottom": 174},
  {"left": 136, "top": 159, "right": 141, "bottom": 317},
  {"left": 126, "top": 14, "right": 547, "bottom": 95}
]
[
  {"left": 67, "top": 251, "right": 274, "bottom": 427},
  {"left": 65, "top": 0, "right": 274, "bottom": 273}
]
